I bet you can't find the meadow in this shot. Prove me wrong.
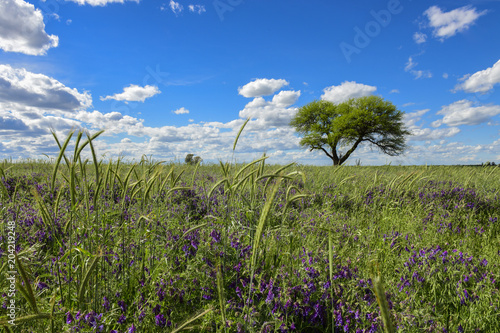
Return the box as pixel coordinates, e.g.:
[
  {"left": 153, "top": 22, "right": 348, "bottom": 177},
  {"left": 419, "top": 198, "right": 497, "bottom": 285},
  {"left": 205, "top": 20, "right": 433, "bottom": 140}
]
[{"left": 1, "top": 131, "right": 499, "bottom": 332}]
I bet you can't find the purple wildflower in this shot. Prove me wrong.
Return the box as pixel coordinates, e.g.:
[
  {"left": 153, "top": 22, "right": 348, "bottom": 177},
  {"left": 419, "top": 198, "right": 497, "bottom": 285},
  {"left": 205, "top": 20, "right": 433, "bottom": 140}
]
[{"left": 155, "top": 314, "right": 166, "bottom": 327}]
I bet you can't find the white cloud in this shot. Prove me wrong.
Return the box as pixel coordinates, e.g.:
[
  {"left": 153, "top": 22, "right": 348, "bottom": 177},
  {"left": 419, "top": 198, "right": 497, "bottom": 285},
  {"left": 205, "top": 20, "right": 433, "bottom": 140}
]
[
  {"left": 404, "top": 109, "right": 430, "bottom": 127},
  {"left": 321, "top": 81, "right": 376, "bottom": 104},
  {"left": 390, "top": 89, "right": 400, "bottom": 94},
  {"left": 454, "top": 59, "right": 500, "bottom": 93},
  {"left": 405, "top": 57, "right": 432, "bottom": 79},
  {"left": 433, "top": 100, "right": 500, "bottom": 127},
  {"left": 75, "top": 110, "right": 145, "bottom": 135},
  {"left": 403, "top": 109, "right": 460, "bottom": 141},
  {"left": 238, "top": 79, "right": 289, "bottom": 98},
  {"left": 65, "top": 0, "right": 140, "bottom": 6},
  {"left": 412, "top": 70, "right": 432, "bottom": 79},
  {"left": 413, "top": 32, "right": 427, "bottom": 44},
  {"left": 271, "top": 90, "right": 301, "bottom": 107},
  {"left": 169, "top": 0, "right": 183, "bottom": 15},
  {"left": 405, "top": 57, "right": 417, "bottom": 72},
  {"left": 239, "top": 90, "right": 301, "bottom": 128},
  {"left": 0, "top": 0, "right": 59, "bottom": 55},
  {"left": 173, "top": 107, "right": 189, "bottom": 114},
  {"left": 409, "top": 127, "right": 460, "bottom": 141},
  {"left": 443, "top": 73, "right": 449, "bottom": 79},
  {"left": 424, "top": 5, "right": 487, "bottom": 40},
  {"left": 188, "top": 4, "right": 205, "bottom": 14},
  {"left": 0, "top": 64, "right": 91, "bottom": 113},
  {"left": 100, "top": 85, "right": 160, "bottom": 103}
]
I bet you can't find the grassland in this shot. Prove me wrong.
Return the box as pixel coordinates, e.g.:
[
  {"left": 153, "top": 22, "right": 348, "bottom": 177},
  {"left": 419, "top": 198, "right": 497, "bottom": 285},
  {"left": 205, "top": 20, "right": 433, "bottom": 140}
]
[{"left": 0, "top": 132, "right": 499, "bottom": 332}]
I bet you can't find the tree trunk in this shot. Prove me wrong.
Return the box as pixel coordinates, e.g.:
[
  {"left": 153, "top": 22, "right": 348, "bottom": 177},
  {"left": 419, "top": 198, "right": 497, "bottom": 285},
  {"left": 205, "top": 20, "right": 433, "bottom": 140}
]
[{"left": 331, "top": 147, "right": 341, "bottom": 166}]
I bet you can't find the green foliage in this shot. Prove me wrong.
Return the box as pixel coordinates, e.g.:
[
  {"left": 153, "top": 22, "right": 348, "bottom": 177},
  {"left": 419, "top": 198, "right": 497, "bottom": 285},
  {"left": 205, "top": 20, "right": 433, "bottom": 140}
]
[{"left": 290, "top": 96, "right": 411, "bottom": 165}]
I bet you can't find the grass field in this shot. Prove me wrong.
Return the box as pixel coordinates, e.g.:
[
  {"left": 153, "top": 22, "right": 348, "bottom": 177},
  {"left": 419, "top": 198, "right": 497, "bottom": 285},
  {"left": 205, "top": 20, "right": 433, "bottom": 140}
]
[{"left": 1, "top": 131, "right": 499, "bottom": 332}]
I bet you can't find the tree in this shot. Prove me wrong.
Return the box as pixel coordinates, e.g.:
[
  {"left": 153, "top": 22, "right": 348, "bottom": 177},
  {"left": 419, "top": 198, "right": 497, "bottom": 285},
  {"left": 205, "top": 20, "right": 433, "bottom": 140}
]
[
  {"left": 185, "top": 153, "right": 202, "bottom": 165},
  {"left": 290, "top": 96, "right": 411, "bottom": 166},
  {"left": 185, "top": 154, "right": 194, "bottom": 165},
  {"left": 192, "top": 156, "right": 202, "bottom": 165}
]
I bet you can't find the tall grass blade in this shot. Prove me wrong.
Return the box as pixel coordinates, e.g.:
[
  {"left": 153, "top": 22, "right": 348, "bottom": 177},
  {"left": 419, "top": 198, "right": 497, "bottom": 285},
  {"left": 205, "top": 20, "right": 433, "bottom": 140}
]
[
  {"left": 233, "top": 117, "right": 250, "bottom": 151},
  {"left": 171, "top": 307, "right": 213, "bottom": 333},
  {"left": 86, "top": 130, "right": 101, "bottom": 185},
  {"left": 0, "top": 313, "right": 52, "bottom": 326},
  {"left": 15, "top": 253, "right": 38, "bottom": 313},
  {"left": 49, "top": 288, "right": 59, "bottom": 333},
  {"left": 233, "top": 155, "right": 268, "bottom": 181},
  {"left": 78, "top": 251, "right": 101, "bottom": 306},
  {"left": 371, "top": 262, "right": 395, "bottom": 333},
  {"left": 50, "top": 130, "right": 74, "bottom": 192},
  {"left": 247, "top": 176, "right": 283, "bottom": 303},
  {"left": 216, "top": 262, "right": 227, "bottom": 332},
  {"left": 75, "top": 130, "right": 105, "bottom": 163}
]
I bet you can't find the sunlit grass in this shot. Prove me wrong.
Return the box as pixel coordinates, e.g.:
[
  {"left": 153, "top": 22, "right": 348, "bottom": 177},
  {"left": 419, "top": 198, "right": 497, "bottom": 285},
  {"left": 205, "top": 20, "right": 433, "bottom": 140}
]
[{"left": 0, "top": 131, "right": 499, "bottom": 332}]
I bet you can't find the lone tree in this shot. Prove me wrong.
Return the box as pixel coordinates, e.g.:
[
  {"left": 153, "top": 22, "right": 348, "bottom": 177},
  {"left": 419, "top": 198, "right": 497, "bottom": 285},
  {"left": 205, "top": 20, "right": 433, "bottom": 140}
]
[{"left": 290, "top": 96, "right": 411, "bottom": 166}]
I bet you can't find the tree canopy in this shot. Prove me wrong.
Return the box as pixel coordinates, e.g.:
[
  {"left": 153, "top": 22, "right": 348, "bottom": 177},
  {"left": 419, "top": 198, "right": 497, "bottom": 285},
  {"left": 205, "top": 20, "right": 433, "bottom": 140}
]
[{"left": 290, "top": 96, "right": 411, "bottom": 165}]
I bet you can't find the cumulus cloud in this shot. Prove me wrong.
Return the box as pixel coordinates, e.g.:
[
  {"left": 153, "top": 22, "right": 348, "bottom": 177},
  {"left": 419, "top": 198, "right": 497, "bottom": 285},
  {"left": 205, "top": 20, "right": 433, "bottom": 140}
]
[
  {"left": 424, "top": 5, "right": 487, "bottom": 40},
  {"left": 238, "top": 79, "right": 289, "bottom": 98},
  {"left": 172, "top": 107, "right": 189, "bottom": 114},
  {"left": 75, "top": 110, "right": 144, "bottom": 135},
  {"left": 65, "top": 0, "right": 140, "bottom": 6},
  {"left": 0, "top": 0, "right": 59, "bottom": 55},
  {"left": 413, "top": 32, "right": 427, "bottom": 44},
  {"left": 188, "top": 4, "right": 205, "bottom": 14},
  {"left": 405, "top": 57, "right": 432, "bottom": 79},
  {"left": 0, "top": 64, "right": 92, "bottom": 113},
  {"left": 239, "top": 90, "right": 301, "bottom": 128},
  {"left": 100, "top": 85, "right": 160, "bottom": 103},
  {"left": 321, "top": 81, "right": 376, "bottom": 104},
  {"left": 454, "top": 59, "right": 500, "bottom": 93},
  {"left": 432, "top": 100, "right": 500, "bottom": 127},
  {"left": 404, "top": 109, "right": 460, "bottom": 141}
]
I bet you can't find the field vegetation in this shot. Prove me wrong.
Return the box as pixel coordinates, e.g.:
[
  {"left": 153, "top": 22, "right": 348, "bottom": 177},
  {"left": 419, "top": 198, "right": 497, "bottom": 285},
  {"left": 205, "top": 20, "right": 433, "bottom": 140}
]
[{"left": 1, "top": 130, "right": 499, "bottom": 332}]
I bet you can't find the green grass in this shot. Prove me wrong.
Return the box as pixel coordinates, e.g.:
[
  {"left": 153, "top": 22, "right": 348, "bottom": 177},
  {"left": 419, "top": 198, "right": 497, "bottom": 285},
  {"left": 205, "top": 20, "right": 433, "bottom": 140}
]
[{"left": 0, "top": 132, "right": 499, "bottom": 332}]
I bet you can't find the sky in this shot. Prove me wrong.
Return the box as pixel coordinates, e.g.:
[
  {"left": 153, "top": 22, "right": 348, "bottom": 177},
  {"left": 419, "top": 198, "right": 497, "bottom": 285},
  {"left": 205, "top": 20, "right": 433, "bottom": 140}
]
[{"left": 1, "top": 0, "right": 500, "bottom": 165}]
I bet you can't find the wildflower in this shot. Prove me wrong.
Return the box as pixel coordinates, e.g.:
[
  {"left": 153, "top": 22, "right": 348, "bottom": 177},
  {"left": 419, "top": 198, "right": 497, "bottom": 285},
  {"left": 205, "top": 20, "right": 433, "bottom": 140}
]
[
  {"left": 118, "top": 300, "right": 127, "bottom": 313},
  {"left": 103, "top": 296, "right": 110, "bottom": 311},
  {"left": 118, "top": 314, "right": 126, "bottom": 324},
  {"left": 155, "top": 314, "right": 166, "bottom": 327},
  {"left": 210, "top": 230, "right": 221, "bottom": 243},
  {"left": 37, "top": 281, "right": 49, "bottom": 290},
  {"left": 66, "top": 312, "right": 74, "bottom": 324}
]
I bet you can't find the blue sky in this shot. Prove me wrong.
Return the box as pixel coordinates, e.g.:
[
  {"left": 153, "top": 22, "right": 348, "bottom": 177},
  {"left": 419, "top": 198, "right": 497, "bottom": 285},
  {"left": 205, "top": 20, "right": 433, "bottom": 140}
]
[{"left": 1, "top": 0, "right": 500, "bottom": 165}]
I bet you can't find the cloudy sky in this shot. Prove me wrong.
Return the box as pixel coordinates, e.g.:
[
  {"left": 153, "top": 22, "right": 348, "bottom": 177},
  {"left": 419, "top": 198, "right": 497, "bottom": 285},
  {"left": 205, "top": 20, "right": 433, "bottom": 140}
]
[{"left": 1, "top": 0, "right": 500, "bottom": 165}]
